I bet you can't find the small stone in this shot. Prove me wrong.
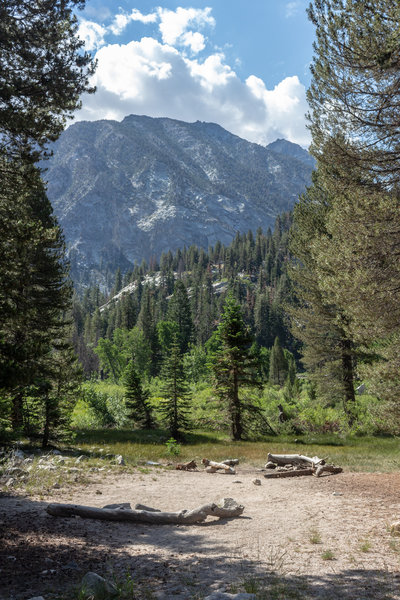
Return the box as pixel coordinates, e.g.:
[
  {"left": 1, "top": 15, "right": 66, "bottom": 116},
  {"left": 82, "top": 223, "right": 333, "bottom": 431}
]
[
  {"left": 95, "top": 489, "right": 102, "bottom": 494},
  {"left": 252, "top": 478, "right": 261, "bottom": 486},
  {"left": 75, "top": 455, "right": 88, "bottom": 463},
  {"left": 332, "top": 492, "right": 343, "bottom": 496},
  {"left": 81, "top": 571, "right": 118, "bottom": 599},
  {"left": 53, "top": 483, "right": 61, "bottom": 489},
  {"left": 5, "top": 478, "right": 15, "bottom": 487},
  {"left": 114, "top": 454, "right": 125, "bottom": 465}
]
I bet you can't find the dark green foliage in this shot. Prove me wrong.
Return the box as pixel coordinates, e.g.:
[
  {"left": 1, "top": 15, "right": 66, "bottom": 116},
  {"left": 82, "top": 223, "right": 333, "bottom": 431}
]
[
  {"left": 289, "top": 178, "right": 357, "bottom": 424},
  {"left": 0, "top": 0, "right": 95, "bottom": 162},
  {"left": 269, "top": 337, "right": 288, "bottom": 387},
  {"left": 307, "top": 0, "right": 400, "bottom": 189},
  {"left": 0, "top": 0, "right": 95, "bottom": 439},
  {"left": 167, "top": 280, "right": 193, "bottom": 353},
  {"left": 159, "top": 338, "right": 191, "bottom": 440},
  {"left": 212, "top": 296, "right": 262, "bottom": 440},
  {"left": 123, "top": 360, "right": 152, "bottom": 429},
  {"left": 73, "top": 217, "right": 296, "bottom": 381}
]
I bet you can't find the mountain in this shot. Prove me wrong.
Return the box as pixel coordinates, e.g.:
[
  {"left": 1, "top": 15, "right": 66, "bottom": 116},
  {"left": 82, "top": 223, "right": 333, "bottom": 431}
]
[{"left": 44, "top": 115, "right": 314, "bottom": 286}]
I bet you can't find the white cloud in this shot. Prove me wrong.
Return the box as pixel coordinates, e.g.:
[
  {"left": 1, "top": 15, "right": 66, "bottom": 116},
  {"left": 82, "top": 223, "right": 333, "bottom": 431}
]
[
  {"left": 157, "top": 7, "right": 215, "bottom": 53},
  {"left": 110, "top": 9, "right": 157, "bottom": 35},
  {"left": 77, "top": 37, "right": 310, "bottom": 147},
  {"left": 285, "top": 1, "right": 302, "bottom": 18},
  {"left": 78, "top": 19, "right": 107, "bottom": 51}
]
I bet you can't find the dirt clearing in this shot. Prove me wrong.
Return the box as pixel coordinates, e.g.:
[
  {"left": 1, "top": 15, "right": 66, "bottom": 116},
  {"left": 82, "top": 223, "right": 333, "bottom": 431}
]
[{"left": 1, "top": 467, "right": 400, "bottom": 599}]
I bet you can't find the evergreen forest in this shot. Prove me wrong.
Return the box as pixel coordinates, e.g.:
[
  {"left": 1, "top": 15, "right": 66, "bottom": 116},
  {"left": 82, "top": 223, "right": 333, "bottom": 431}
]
[{"left": 1, "top": 0, "right": 400, "bottom": 448}]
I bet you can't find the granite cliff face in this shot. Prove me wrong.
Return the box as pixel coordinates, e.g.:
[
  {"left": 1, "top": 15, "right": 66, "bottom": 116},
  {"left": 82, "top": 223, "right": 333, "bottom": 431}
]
[{"left": 45, "top": 115, "right": 314, "bottom": 285}]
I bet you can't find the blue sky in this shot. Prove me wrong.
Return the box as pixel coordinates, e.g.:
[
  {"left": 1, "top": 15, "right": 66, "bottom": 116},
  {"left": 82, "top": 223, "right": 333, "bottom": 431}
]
[{"left": 76, "top": 1, "right": 315, "bottom": 146}]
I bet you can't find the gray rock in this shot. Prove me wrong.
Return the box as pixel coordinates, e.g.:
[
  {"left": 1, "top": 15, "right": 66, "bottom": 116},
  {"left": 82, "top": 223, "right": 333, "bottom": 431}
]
[
  {"left": 114, "top": 454, "right": 125, "bottom": 465},
  {"left": 75, "top": 455, "right": 88, "bottom": 463},
  {"left": 7, "top": 467, "right": 27, "bottom": 477},
  {"left": 44, "top": 115, "right": 314, "bottom": 291},
  {"left": 81, "top": 571, "right": 118, "bottom": 599},
  {"left": 204, "top": 593, "right": 256, "bottom": 600},
  {"left": 252, "top": 478, "right": 261, "bottom": 486}
]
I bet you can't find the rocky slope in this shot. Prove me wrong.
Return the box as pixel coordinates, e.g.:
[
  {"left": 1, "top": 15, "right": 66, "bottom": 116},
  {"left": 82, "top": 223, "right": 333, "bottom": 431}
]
[{"left": 44, "top": 115, "right": 314, "bottom": 285}]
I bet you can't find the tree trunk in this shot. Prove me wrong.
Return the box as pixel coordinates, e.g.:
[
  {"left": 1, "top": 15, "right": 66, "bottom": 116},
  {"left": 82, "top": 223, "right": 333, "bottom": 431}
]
[
  {"left": 11, "top": 392, "right": 24, "bottom": 430},
  {"left": 341, "top": 339, "right": 356, "bottom": 427},
  {"left": 42, "top": 395, "right": 50, "bottom": 449}
]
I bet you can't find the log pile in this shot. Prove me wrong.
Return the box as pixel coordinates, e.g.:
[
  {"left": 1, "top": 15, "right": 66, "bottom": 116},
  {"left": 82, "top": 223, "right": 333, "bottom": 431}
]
[{"left": 263, "top": 453, "right": 342, "bottom": 478}]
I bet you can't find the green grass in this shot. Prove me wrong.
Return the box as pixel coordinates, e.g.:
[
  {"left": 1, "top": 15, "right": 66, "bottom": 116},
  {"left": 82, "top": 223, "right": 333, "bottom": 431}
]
[{"left": 70, "top": 428, "right": 400, "bottom": 471}]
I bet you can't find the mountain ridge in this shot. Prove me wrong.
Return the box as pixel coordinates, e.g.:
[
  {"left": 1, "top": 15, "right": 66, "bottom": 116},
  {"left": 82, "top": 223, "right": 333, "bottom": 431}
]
[{"left": 44, "top": 114, "right": 314, "bottom": 286}]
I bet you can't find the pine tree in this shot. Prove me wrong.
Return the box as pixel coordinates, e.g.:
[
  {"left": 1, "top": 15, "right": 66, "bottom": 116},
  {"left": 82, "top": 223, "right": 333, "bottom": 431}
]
[
  {"left": 269, "top": 338, "right": 288, "bottom": 387},
  {"left": 123, "top": 360, "right": 152, "bottom": 429},
  {"left": 289, "top": 177, "right": 357, "bottom": 424},
  {"left": 307, "top": 0, "right": 400, "bottom": 189},
  {"left": 212, "top": 296, "right": 261, "bottom": 440},
  {"left": 167, "top": 280, "right": 193, "bottom": 354},
  {"left": 159, "top": 338, "right": 191, "bottom": 439},
  {"left": 0, "top": 0, "right": 95, "bottom": 434},
  {"left": 1, "top": 0, "right": 95, "bottom": 163}
]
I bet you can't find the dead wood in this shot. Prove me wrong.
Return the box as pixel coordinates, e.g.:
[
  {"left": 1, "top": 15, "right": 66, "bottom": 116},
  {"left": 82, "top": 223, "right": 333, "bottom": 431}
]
[
  {"left": 314, "top": 465, "right": 343, "bottom": 477},
  {"left": 222, "top": 459, "right": 239, "bottom": 466},
  {"left": 264, "top": 468, "right": 314, "bottom": 479},
  {"left": 202, "top": 458, "right": 235, "bottom": 474},
  {"left": 46, "top": 498, "right": 244, "bottom": 524},
  {"left": 175, "top": 460, "right": 197, "bottom": 471},
  {"left": 267, "top": 453, "right": 326, "bottom": 467}
]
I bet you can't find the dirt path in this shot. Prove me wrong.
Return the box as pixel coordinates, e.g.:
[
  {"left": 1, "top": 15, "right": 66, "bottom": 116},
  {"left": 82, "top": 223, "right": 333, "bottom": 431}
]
[{"left": 2, "top": 467, "right": 400, "bottom": 599}]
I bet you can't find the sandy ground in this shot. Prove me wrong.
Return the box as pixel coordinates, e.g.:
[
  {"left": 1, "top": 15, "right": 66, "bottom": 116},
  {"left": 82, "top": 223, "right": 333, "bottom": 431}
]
[{"left": 1, "top": 466, "right": 400, "bottom": 599}]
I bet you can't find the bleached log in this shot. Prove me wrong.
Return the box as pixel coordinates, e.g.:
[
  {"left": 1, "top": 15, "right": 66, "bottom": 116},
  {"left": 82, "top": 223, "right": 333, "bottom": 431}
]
[
  {"left": 267, "top": 453, "right": 325, "bottom": 467},
  {"left": 222, "top": 459, "right": 239, "bottom": 466},
  {"left": 46, "top": 498, "right": 244, "bottom": 524},
  {"left": 202, "top": 458, "right": 235, "bottom": 473},
  {"left": 264, "top": 468, "right": 314, "bottom": 479}
]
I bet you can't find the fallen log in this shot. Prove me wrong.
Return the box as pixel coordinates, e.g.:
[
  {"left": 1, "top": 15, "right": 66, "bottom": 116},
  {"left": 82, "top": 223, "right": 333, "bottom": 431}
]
[
  {"left": 202, "top": 458, "right": 235, "bottom": 474},
  {"left": 46, "top": 497, "right": 244, "bottom": 524},
  {"left": 314, "top": 464, "right": 343, "bottom": 477},
  {"left": 267, "top": 453, "right": 325, "bottom": 467},
  {"left": 264, "top": 468, "right": 314, "bottom": 479}
]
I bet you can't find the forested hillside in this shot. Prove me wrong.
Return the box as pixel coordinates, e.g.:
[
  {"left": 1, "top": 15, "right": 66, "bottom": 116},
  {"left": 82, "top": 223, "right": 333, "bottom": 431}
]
[{"left": 72, "top": 213, "right": 295, "bottom": 381}]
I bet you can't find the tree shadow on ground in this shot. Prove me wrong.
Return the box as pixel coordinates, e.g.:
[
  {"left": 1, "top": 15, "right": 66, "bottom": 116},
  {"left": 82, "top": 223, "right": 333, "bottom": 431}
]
[{"left": 1, "top": 493, "right": 399, "bottom": 600}]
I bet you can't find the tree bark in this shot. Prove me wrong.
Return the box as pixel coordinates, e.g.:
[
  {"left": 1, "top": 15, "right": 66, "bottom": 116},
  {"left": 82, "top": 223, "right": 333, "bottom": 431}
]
[
  {"left": 46, "top": 498, "right": 244, "bottom": 524},
  {"left": 264, "top": 469, "right": 314, "bottom": 478}
]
